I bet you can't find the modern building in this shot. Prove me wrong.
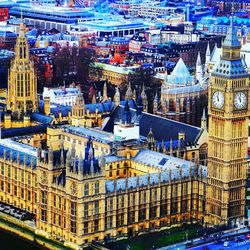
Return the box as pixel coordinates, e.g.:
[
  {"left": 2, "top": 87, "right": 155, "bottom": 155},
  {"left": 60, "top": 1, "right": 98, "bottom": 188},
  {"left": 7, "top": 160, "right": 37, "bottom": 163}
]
[
  {"left": 81, "top": 20, "right": 150, "bottom": 37},
  {"left": 9, "top": 4, "right": 94, "bottom": 31}
]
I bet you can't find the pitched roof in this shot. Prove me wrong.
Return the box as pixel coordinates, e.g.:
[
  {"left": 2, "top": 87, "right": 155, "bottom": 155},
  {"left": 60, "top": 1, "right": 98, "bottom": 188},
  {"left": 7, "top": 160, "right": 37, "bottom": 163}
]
[{"left": 166, "top": 58, "right": 193, "bottom": 85}]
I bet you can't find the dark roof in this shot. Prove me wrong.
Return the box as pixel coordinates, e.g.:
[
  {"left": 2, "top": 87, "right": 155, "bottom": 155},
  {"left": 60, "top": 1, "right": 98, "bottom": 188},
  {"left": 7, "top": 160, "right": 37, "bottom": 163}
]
[
  {"left": 2, "top": 125, "right": 47, "bottom": 139},
  {"left": 0, "top": 144, "right": 37, "bottom": 169},
  {"left": 31, "top": 113, "right": 53, "bottom": 124},
  {"left": 103, "top": 106, "right": 202, "bottom": 144}
]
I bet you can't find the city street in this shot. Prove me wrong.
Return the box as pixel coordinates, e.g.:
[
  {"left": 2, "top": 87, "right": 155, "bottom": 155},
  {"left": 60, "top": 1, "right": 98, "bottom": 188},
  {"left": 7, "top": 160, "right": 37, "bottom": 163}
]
[
  {"left": 191, "top": 234, "right": 250, "bottom": 250},
  {"left": 159, "top": 227, "right": 250, "bottom": 250}
]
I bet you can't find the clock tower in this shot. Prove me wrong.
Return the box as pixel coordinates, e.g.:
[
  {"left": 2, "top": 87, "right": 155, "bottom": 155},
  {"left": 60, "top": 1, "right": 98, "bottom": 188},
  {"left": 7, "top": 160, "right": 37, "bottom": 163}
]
[
  {"left": 205, "top": 8, "right": 250, "bottom": 226},
  {"left": 6, "top": 17, "right": 38, "bottom": 117}
]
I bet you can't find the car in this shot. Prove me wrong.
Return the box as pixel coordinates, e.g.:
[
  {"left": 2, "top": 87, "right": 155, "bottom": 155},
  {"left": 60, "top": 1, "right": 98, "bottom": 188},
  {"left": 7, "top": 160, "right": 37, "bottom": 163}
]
[
  {"left": 223, "top": 241, "right": 229, "bottom": 247},
  {"left": 3, "top": 208, "right": 10, "bottom": 214},
  {"left": 246, "top": 233, "right": 250, "bottom": 239}
]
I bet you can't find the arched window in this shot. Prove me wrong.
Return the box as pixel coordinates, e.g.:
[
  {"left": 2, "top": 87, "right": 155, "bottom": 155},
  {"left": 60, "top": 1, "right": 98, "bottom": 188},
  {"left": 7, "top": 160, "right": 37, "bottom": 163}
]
[
  {"left": 84, "top": 183, "right": 89, "bottom": 196},
  {"left": 95, "top": 182, "right": 99, "bottom": 194}
]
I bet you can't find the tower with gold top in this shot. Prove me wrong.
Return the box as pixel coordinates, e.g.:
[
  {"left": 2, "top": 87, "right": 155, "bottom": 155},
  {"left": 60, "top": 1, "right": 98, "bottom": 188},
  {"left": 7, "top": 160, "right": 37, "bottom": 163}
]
[
  {"left": 205, "top": 6, "right": 249, "bottom": 226},
  {"left": 6, "top": 17, "right": 38, "bottom": 126}
]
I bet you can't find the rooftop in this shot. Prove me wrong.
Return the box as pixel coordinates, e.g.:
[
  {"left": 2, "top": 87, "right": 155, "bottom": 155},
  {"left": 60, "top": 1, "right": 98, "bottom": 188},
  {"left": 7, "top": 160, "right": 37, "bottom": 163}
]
[
  {"left": 0, "top": 139, "right": 37, "bottom": 157},
  {"left": 65, "top": 126, "right": 114, "bottom": 144},
  {"left": 105, "top": 149, "right": 207, "bottom": 193}
]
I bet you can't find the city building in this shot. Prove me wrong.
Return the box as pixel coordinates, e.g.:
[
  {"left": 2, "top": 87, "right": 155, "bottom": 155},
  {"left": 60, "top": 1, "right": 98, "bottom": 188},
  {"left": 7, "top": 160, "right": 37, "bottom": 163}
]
[
  {"left": 43, "top": 87, "right": 80, "bottom": 107},
  {"left": 205, "top": 10, "right": 249, "bottom": 226},
  {"left": 4, "top": 17, "right": 39, "bottom": 129},
  {"left": 0, "top": 5, "right": 249, "bottom": 250},
  {"left": 153, "top": 55, "right": 208, "bottom": 126},
  {"left": 9, "top": 4, "right": 94, "bottom": 31},
  {"left": 89, "top": 62, "right": 135, "bottom": 86}
]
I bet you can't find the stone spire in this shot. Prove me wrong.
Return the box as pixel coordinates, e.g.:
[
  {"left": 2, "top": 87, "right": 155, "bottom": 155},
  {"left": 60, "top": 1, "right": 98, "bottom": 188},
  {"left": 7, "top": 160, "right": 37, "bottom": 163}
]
[
  {"left": 98, "top": 152, "right": 106, "bottom": 168},
  {"left": 122, "top": 101, "right": 131, "bottom": 125},
  {"left": 7, "top": 13, "right": 38, "bottom": 114},
  {"left": 141, "top": 84, "right": 148, "bottom": 112},
  {"left": 196, "top": 51, "right": 203, "bottom": 82},
  {"left": 125, "top": 81, "right": 133, "bottom": 100},
  {"left": 169, "top": 138, "right": 173, "bottom": 156},
  {"left": 133, "top": 89, "right": 136, "bottom": 101},
  {"left": 147, "top": 128, "right": 155, "bottom": 145},
  {"left": 102, "top": 82, "right": 108, "bottom": 102},
  {"left": 92, "top": 94, "right": 96, "bottom": 104},
  {"left": 162, "top": 98, "right": 167, "bottom": 115},
  {"left": 205, "top": 42, "right": 211, "bottom": 64},
  {"left": 222, "top": 2, "right": 240, "bottom": 49},
  {"left": 114, "top": 87, "right": 120, "bottom": 106},
  {"left": 201, "top": 108, "right": 207, "bottom": 130},
  {"left": 153, "top": 92, "right": 158, "bottom": 114}
]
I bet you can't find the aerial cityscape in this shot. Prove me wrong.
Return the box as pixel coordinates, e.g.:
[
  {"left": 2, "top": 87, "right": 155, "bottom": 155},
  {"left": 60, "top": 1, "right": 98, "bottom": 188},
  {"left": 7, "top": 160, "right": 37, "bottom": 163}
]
[{"left": 0, "top": 0, "right": 250, "bottom": 249}]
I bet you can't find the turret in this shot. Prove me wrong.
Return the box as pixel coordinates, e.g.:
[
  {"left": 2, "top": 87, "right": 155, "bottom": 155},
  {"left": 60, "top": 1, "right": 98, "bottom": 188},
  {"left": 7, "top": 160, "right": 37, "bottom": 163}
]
[
  {"left": 114, "top": 87, "right": 120, "bottom": 106},
  {"left": 153, "top": 92, "right": 158, "bottom": 114},
  {"left": 71, "top": 92, "right": 85, "bottom": 126},
  {"left": 125, "top": 82, "right": 133, "bottom": 100},
  {"left": 169, "top": 138, "right": 173, "bottom": 156},
  {"left": 133, "top": 89, "right": 136, "bottom": 101},
  {"left": 196, "top": 51, "right": 203, "bottom": 83},
  {"left": 98, "top": 152, "right": 106, "bottom": 169},
  {"left": 141, "top": 84, "right": 148, "bottom": 112},
  {"left": 44, "top": 96, "right": 51, "bottom": 116},
  {"left": 205, "top": 42, "right": 211, "bottom": 65},
  {"left": 122, "top": 101, "right": 131, "bottom": 125},
  {"left": 147, "top": 128, "right": 155, "bottom": 150},
  {"left": 102, "top": 82, "right": 108, "bottom": 102},
  {"left": 162, "top": 98, "right": 167, "bottom": 116},
  {"left": 92, "top": 94, "right": 96, "bottom": 104},
  {"left": 201, "top": 108, "right": 207, "bottom": 130}
]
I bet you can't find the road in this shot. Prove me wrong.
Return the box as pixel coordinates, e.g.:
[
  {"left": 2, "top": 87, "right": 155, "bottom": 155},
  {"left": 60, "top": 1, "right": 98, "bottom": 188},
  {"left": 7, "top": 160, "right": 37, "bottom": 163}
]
[
  {"left": 158, "top": 227, "right": 250, "bottom": 250},
  {"left": 191, "top": 234, "right": 250, "bottom": 250}
]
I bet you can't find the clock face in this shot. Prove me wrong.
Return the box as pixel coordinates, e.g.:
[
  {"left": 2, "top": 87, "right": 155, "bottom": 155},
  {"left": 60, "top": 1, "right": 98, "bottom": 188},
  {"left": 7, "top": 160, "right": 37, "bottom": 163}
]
[
  {"left": 234, "top": 92, "right": 247, "bottom": 110},
  {"left": 212, "top": 91, "right": 224, "bottom": 109}
]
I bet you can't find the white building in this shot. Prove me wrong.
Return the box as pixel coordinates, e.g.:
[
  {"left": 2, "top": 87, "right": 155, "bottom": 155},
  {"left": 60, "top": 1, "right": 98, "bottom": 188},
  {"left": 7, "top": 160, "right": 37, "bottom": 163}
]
[{"left": 43, "top": 87, "right": 80, "bottom": 106}]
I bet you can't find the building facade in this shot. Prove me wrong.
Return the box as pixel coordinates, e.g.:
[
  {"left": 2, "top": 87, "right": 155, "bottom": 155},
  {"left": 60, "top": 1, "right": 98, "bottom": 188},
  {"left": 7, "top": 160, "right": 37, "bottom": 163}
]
[
  {"left": 4, "top": 18, "right": 39, "bottom": 129},
  {"left": 0, "top": 135, "right": 206, "bottom": 248},
  {"left": 205, "top": 12, "right": 250, "bottom": 226}
]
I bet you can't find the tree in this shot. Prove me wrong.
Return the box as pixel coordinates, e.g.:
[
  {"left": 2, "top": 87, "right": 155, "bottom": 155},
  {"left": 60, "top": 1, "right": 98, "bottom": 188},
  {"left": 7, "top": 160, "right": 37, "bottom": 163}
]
[
  {"left": 52, "top": 47, "right": 96, "bottom": 85},
  {"left": 75, "top": 47, "right": 96, "bottom": 83}
]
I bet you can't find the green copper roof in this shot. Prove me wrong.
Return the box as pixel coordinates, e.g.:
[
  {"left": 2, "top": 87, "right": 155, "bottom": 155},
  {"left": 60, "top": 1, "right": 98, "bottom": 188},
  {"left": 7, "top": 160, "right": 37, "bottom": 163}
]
[{"left": 222, "top": 16, "right": 240, "bottom": 48}]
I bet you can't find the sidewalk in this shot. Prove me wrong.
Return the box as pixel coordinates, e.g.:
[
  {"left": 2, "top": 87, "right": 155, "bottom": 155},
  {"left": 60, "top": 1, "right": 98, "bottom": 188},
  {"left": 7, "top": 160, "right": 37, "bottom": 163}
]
[{"left": 157, "top": 227, "right": 250, "bottom": 250}]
